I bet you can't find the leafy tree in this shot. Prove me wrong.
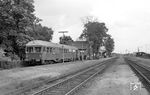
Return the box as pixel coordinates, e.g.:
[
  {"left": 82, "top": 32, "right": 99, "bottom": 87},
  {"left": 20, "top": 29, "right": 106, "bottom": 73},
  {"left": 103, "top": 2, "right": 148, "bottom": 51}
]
[
  {"left": 0, "top": 0, "right": 37, "bottom": 59},
  {"left": 27, "top": 24, "right": 54, "bottom": 41},
  {"left": 0, "top": 0, "right": 54, "bottom": 60},
  {"left": 104, "top": 36, "right": 114, "bottom": 56},
  {"left": 59, "top": 36, "right": 73, "bottom": 45},
  {"left": 80, "top": 16, "right": 108, "bottom": 59}
]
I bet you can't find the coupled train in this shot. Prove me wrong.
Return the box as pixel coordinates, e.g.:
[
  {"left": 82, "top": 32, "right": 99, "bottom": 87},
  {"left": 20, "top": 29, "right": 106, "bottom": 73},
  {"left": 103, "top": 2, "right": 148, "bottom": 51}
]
[{"left": 25, "top": 40, "right": 80, "bottom": 65}]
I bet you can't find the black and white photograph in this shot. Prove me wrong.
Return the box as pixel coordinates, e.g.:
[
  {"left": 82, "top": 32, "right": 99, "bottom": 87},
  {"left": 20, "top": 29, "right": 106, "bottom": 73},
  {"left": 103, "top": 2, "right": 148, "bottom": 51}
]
[{"left": 0, "top": 0, "right": 150, "bottom": 95}]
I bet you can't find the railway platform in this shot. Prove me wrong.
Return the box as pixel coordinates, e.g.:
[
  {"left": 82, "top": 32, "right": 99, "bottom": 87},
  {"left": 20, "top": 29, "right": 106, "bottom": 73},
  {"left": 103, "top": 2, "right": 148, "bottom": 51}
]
[
  {"left": 0, "top": 58, "right": 111, "bottom": 95},
  {"left": 75, "top": 56, "right": 149, "bottom": 95}
]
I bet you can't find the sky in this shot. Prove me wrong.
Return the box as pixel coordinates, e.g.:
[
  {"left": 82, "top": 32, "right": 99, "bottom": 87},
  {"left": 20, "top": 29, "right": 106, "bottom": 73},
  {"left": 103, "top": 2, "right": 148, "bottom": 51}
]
[{"left": 34, "top": 0, "right": 150, "bottom": 53}]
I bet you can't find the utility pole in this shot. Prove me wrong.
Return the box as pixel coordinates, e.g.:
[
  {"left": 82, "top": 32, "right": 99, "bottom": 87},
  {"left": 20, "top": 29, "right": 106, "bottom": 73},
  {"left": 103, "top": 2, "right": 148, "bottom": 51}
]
[
  {"left": 137, "top": 47, "right": 140, "bottom": 52},
  {"left": 59, "top": 31, "right": 68, "bottom": 37},
  {"left": 81, "top": 38, "right": 84, "bottom": 61},
  {"left": 59, "top": 31, "right": 68, "bottom": 63}
]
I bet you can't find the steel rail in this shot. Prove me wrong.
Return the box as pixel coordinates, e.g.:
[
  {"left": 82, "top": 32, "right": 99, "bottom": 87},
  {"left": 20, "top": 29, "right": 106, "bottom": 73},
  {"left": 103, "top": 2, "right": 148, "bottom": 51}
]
[
  {"left": 31, "top": 58, "right": 116, "bottom": 95},
  {"left": 65, "top": 65, "right": 105, "bottom": 95},
  {"left": 126, "top": 59, "right": 150, "bottom": 83},
  {"left": 5, "top": 58, "right": 115, "bottom": 95},
  {"left": 125, "top": 58, "right": 150, "bottom": 92}
]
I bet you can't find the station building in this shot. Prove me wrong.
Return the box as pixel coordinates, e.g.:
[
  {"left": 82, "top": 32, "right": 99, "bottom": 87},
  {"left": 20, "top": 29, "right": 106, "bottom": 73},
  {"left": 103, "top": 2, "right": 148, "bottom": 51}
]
[
  {"left": 68, "top": 40, "right": 107, "bottom": 60},
  {"left": 68, "top": 41, "right": 91, "bottom": 60}
]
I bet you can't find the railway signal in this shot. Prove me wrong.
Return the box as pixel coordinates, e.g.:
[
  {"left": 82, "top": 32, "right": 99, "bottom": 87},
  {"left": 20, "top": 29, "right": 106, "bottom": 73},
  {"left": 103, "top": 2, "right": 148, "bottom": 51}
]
[{"left": 59, "top": 31, "right": 68, "bottom": 63}]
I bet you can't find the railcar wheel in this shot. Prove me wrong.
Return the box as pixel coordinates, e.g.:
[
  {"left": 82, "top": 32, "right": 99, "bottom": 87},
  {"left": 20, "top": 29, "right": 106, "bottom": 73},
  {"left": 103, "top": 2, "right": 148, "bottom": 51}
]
[
  {"left": 42, "top": 62, "right": 47, "bottom": 65},
  {"left": 49, "top": 60, "right": 54, "bottom": 64},
  {"left": 42, "top": 60, "right": 47, "bottom": 65},
  {"left": 59, "top": 59, "right": 63, "bottom": 63}
]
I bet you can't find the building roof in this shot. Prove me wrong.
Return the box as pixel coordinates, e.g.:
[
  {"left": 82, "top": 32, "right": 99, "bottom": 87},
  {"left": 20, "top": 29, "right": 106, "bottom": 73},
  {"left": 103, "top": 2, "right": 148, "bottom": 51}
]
[
  {"left": 26, "top": 40, "right": 78, "bottom": 50},
  {"left": 69, "top": 41, "right": 89, "bottom": 50}
]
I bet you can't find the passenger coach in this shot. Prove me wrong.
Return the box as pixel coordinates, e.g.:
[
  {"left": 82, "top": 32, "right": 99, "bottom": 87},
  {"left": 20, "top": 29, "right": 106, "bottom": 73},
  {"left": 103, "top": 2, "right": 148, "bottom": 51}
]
[{"left": 25, "top": 40, "right": 78, "bottom": 65}]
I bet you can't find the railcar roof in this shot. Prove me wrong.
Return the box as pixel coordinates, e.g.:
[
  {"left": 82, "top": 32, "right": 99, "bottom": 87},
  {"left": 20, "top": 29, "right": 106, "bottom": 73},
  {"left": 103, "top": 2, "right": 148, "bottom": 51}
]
[{"left": 26, "top": 40, "right": 78, "bottom": 50}]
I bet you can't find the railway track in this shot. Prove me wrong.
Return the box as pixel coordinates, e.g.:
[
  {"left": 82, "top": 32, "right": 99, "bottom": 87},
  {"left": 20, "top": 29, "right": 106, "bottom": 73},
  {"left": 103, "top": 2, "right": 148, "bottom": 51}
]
[
  {"left": 5, "top": 58, "right": 116, "bottom": 95},
  {"left": 125, "top": 58, "right": 150, "bottom": 93},
  {"left": 30, "top": 58, "right": 116, "bottom": 95}
]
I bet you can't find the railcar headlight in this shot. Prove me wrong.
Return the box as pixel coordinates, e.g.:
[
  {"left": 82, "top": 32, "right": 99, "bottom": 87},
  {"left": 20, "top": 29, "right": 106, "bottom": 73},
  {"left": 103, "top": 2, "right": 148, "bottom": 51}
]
[
  {"left": 36, "top": 59, "right": 40, "bottom": 61},
  {"left": 26, "top": 55, "right": 28, "bottom": 58}
]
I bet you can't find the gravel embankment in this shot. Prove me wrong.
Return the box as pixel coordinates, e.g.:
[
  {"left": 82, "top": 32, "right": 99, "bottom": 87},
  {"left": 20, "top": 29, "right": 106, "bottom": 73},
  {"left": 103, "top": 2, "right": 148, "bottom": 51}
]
[
  {"left": 75, "top": 56, "right": 149, "bottom": 95},
  {"left": 0, "top": 58, "right": 112, "bottom": 94},
  {"left": 127, "top": 56, "right": 150, "bottom": 67}
]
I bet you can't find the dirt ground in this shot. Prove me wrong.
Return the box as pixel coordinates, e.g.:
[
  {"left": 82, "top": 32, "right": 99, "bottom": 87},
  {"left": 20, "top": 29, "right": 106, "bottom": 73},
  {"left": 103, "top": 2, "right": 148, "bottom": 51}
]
[
  {"left": 0, "top": 58, "right": 111, "bottom": 94},
  {"left": 76, "top": 56, "right": 149, "bottom": 95}
]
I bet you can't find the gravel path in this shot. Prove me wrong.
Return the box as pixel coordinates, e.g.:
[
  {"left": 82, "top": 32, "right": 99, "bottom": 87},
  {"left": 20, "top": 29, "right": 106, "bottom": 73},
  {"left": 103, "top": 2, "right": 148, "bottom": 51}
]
[
  {"left": 0, "top": 58, "right": 111, "bottom": 94},
  {"left": 75, "top": 56, "right": 149, "bottom": 95}
]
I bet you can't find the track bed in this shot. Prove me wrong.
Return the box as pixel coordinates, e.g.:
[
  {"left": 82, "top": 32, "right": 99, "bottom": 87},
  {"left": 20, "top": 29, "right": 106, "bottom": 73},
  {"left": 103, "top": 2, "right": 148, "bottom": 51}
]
[
  {"left": 31, "top": 58, "right": 117, "bottom": 95},
  {"left": 125, "top": 57, "right": 150, "bottom": 93},
  {"left": 1, "top": 58, "right": 112, "bottom": 95}
]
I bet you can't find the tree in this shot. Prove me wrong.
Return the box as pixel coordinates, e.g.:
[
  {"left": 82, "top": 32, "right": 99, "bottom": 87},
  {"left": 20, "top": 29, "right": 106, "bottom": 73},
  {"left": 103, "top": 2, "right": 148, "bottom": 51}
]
[
  {"left": 80, "top": 16, "right": 108, "bottom": 59},
  {"left": 104, "top": 36, "right": 114, "bottom": 56},
  {"left": 0, "top": 0, "right": 54, "bottom": 60},
  {"left": 59, "top": 36, "right": 73, "bottom": 45},
  {"left": 0, "top": 0, "right": 37, "bottom": 59},
  {"left": 27, "top": 24, "right": 54, "bottom": 41}
]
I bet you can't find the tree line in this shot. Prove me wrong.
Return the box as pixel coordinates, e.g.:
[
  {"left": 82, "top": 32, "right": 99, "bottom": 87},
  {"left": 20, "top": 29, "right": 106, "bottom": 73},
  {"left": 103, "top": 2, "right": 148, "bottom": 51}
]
[
  {"left": 80, "top": 17, "right": 114, "bottom": 58},
  {"left": 60, "top": 17, "right": 114, "bottom": 59},
  {"left": 0, "top": 0, "right": 54, "bottom": 59},
  {"left": 0, "top": 0, "right": 114, "bottom": 60}
]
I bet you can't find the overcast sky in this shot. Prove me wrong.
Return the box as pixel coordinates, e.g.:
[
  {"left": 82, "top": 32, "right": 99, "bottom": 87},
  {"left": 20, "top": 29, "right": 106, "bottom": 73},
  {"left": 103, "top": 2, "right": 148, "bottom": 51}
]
[{"left": 34, "top": 0, "right": 150, "bottom": 53}]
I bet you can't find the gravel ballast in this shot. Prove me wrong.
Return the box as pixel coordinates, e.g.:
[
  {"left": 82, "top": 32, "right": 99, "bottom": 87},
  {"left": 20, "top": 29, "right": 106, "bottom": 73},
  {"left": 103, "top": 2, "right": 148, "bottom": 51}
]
[{"left": 75, "top": 56, "right": 149, "bottom": 95}]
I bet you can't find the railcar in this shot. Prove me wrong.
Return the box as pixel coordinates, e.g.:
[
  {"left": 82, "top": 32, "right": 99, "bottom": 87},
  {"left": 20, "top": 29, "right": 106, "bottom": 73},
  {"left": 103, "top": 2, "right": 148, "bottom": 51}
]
[{"left": 25, "top": 40, "right": 79, "bottom": 65}]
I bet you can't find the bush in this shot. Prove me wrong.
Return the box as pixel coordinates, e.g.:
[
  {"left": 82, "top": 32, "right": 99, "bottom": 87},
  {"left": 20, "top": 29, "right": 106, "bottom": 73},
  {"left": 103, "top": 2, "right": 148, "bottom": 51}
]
[{"left": 0, "top": 60, "right": 21, "bottom": 69}]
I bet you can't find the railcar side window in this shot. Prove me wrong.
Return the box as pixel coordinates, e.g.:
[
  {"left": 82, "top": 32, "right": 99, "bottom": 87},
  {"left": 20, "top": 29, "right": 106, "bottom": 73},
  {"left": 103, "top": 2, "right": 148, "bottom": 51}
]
[
  {"left": 64, "top": 49, "right": 66, "bottom": 53},
  {"left": 43, "top": 47, "right": 46, "bottom": 52},
  {"left": 47, "top": 47, "right": 49, "bottom": 52},
  {"left": 27, "top": 47, "right": 33, "bottom": 53},
  {"left": 69, "top": 49, "right": 72, "bottom": 52},
  {"left": 35, "top": 47, "right": 41, "bottom": 53},
  {"left": 47, "top": 47, "right": 53, "bottom": 53},
  {"left": 66, "top": 49, "right": 69, "bottom": 53},
  {"left": 50, "top": 47, "right": 52, "bottom": 52}
]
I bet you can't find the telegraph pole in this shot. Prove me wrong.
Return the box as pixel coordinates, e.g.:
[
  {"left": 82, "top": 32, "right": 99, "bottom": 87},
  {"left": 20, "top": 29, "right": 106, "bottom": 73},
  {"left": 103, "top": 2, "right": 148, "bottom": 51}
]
[
  {"left": 137, "top": 47, "right": 140, "bottom": 52},
  {"left": 59, "top": 31, "right": 68, "bottom": 37},
  {"left": 59, "top": 31, "right": 68, "bottom": 63},
  {"left": 81, "top": 38, "right": 84, "bottom": 61}
]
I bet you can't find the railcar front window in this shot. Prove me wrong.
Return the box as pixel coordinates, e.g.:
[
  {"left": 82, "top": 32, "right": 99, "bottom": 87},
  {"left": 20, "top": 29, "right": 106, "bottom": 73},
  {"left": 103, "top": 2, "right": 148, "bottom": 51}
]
[
  {"left": 73, "top": 50, "right": 76, "bottom": 52},
  {"left": 43, "top": 47, "right": 46, "bottom": 52},
  {"left": 50, "top": 47, "right": 52, "bottom": 52},
  {"left": 35, "top": 47, "right": 41, "bottom": 53},
  {"left": 27, "top": 47, "right": 33, "bottom": 53},
  {"left": 47, "top": 47, "right": 49, "bottom": 52}
]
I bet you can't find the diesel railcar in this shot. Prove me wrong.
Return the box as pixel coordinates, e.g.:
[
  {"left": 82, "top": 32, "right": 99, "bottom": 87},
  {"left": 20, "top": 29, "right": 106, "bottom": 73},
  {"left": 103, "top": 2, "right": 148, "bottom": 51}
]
[{"left": 25, "top": 40, "right": 79, "bottom": 65}]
